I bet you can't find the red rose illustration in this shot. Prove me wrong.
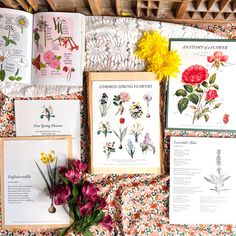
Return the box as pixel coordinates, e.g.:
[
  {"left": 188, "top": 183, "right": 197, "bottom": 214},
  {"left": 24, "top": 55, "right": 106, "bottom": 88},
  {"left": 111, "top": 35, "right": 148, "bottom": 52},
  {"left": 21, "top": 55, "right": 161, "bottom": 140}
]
[
  {"left": 119, "top": 118, "right": 125, "bottom": 124},
  {"left": 223, "top": 114, "right": 230, "bottom": 124},
  {"left": 206, "top": 89, "right": 218, "bottom": 101},
  {"left": 181, "top": 65, "right": 209, "bottom": 86}
]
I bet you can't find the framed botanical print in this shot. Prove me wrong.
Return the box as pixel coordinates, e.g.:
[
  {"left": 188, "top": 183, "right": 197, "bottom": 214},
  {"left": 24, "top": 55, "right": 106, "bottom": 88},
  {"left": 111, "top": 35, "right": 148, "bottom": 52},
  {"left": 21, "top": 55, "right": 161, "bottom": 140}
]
[
  {"left": 88, "top": 72, "right": 164, "bottom": 174},
  {"left": 0, "top": 136, "right": 72, "bottom": 229}
]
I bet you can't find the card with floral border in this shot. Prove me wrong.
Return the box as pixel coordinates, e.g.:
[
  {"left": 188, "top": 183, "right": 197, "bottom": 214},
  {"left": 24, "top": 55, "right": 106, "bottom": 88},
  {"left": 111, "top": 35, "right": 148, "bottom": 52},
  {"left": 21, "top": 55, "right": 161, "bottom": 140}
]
[
  {"left": 166, "top": 39, "right": 236, "bottom": 131},
  {"left": 0, "top": 135, "right": 72, "bottom": 230},
  {"left": 88, "top": 72, "right": 164, "bottom": 174}
]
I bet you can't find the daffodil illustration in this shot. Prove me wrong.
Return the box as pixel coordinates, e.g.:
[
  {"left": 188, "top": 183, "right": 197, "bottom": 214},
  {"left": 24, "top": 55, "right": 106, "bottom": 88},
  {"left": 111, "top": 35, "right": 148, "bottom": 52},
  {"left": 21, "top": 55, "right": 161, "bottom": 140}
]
[{"left": 16, "top": 15, "right": 29, "bottom": 34}]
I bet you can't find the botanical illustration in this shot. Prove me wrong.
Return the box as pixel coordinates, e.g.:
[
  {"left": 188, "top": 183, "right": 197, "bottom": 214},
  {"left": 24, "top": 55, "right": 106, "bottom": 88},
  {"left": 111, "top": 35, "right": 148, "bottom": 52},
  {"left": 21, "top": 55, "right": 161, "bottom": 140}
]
[
  {"left": 97, "top": 121, "right": 112, "bottom": 137},
  {"left": 0, "top": 50, "right": 12, "bottom": 81},
  {"left": 32, "top": 54, "right": 42, "bottom": 71},
  {"left": 204, "top": 149, "right": 231, "bottom": 194},
  {"left": 129, "top": 102, "right": 143, "bottom": 119},
  {"left": 33, "top": 28, "right": 40, "bottom": 48},
  {"left": 126, "top": 139, "right": 135, "bottom": 158},
  {"left": 103, "top": 142, "right": 116, "bottom": 158},
  {"left": 113, "top": 92, "right": 130, "bottom": 115},
  {"left": 143, "top": 93, "right": 152, "bottom": 118},
  {"left": 40, "top": 105, "right": 55, "bottom": 121},
  {"left": 15, "top": 15, "right": 29, "bottom": 34},
  {"left": 35, "top": 150, "right": 57, "bottom": 213},
  {"left": 53, "top": 17, "right": 66, "bottom": 34},
  {"left": 140, "top": 133, "right": 155, "bottom": 154},
  {"left": 113, "top": 118, "right": 127, "bottom": 149},
  {"left": 52, "top": 35, "right": 79, "bottom": 51},
  {"left": 99, "top": 93, "right": 110, "bottom": 117},
  {"left": 63, "top": 66, "right": 75, "bottom": 81},
  {"left": 3, "top": 25, "right": 16, "bottom": 46},
  {"left": 37, "top": 16, "right": 48, "bottom": 47},
  {"left": 9, "top": 57, "right": 27, "bottom": 81},
  {"left": 174, "top": 51, "right": 228, "bottom": 124},
  {"left": 43, "top": 50, "right": 61, "bottom": 70},
  {"left": 129, "top": 122, "right": 143, "bottom": 142}
]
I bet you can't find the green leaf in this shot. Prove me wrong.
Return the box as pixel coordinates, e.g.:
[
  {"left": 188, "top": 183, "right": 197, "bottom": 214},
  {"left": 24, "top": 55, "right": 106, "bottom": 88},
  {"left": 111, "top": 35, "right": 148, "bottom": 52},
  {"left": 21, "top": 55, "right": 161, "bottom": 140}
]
[
  {"left": 2, "top": 35, "right": 8, "bottom": 41},
  {"left": 8, "top": 76, "right": 15, "bottom": 81},
  {"left": 40, "top": 63, "right": 46, "bottom": 69},
  {"left": 9, "top": 39, "right": 16, "bottom": 45},
  {"left": 40, "top": 115, "right": 44, "bottom": 119},
  {"left": 83, "top": 228, "right": 93, "bottom": 236},
  {"left": 93, "top": 211, "right": 105, "bottom": 224},
  {"left": 113, "top": 102, "right": 118, "bottom": 106},
  {"left": 214, "top": 103, "right": 221, "bottom": 109},
  {"left": 58, "top": 172, "right": 69, "bottom": 185},
  {"left": 204, "top": 114, "right": 209, "bottom": 122},
  {"left": 34, "top": 32, "right": 40, "bottom": 40},
  {"left": 175, "top": 89, "right": 187, "bottom": 97},
  {"left": 0, "top": 70, "right": 6, "bottom": 81},
  {"left": 188, "top": 93, "right": 199, "bottom": 105},
  {"left": 16, "top": 76, "right": 22, "bottom": 81},
  {"left": 209, "top": 73, "right": 216, "bottom": 84},
  {"left": 195, "top": 87, "right": 203, "bottom": 93},
  {"left": 202, "top": 108, "right": 209, "bottom": 113},
  {"left": 56, "top": 56, "right": 61, "bottom": 60},
  {"left": 189, "top": 105, "right": 196, "bottom": 109},
  {"left": 213, "top": 84, "right": 219, "bottom": 90},
  {"left": 202, "top": 81, "right": 208, "bottom": 88},
  {"left": 183, "top": 85, "right": 193, "bottom": 93},
  {"left": 35, "top": 161, "right": 51, "bottom": 192},
  {"left": 72, "top": 184, "right": 78, "bottom": 197},
  {"left": 58, "top": 225, "right": 73, "bottom": 236},
  {"left": 178, "top": 98, "right": 189, "bottom": 114},
  {"left": 5, "top": 40, "right": 10, "bottom": 46}
]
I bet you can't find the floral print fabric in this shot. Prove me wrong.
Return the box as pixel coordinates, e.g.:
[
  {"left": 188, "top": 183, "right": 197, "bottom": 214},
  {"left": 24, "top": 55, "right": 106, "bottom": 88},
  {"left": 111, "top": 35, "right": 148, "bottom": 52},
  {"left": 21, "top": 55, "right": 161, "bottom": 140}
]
[{"left": 1, "top": 16, "right": 236, "bottom": 236}]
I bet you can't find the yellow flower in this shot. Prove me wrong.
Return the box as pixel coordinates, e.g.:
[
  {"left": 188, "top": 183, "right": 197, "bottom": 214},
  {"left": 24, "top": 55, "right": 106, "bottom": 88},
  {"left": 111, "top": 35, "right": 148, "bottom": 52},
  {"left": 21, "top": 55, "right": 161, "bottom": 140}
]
[
  {"left": 135, "top": 31, "right": 181, "bottom": 80},
  {"left": 41, "top": 152, "right": 49, "bottom": 164}
]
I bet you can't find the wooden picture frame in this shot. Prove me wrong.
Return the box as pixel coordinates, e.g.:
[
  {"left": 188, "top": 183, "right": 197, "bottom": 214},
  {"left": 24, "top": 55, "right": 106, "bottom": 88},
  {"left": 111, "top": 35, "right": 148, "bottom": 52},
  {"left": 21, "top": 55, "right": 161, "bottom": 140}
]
[
  {"left": 88, "top": 72, "right": 164, "bottom": 174},
  {"left": 0, "top": 135, "right": 72, "bottom": 230}
]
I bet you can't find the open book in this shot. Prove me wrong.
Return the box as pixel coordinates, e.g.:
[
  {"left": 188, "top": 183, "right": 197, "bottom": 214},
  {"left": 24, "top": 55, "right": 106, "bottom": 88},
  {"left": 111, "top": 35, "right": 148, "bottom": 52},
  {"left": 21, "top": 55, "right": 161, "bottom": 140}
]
[{"left": 0, "top": 8, "right": 85, "bottom": 86}]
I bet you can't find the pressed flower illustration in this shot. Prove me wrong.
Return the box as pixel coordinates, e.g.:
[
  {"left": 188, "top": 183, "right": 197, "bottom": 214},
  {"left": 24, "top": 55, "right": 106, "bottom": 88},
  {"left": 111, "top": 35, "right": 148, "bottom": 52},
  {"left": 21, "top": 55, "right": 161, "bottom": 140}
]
[
  {"left": 103, "top": 142, "right": 116, "bottom": 158},
  {"left": 99, "top": 93, "right": 110, "bottom": 118},
  {"left": 143, "top": 93, "right": 152, "bottom": 118},
  {"left": 97, "top": 121, "right": 112, "bottom": 137},
  {"left": 53, "top": 17, "right": 66, "bottom": 34},
  {"left": 113, "top": 118, "right": 128, "bottom": 149},
  {"left": 32, "top": 54, "right": 46, "bottom": 72},
  {"left": 52, "top": 36, "right": 79, "bottom": 51},
  {"left": 113, "top": 92, "right": 130, "bottom": 115},
  {"left": 126, "top": 139, "right": 135, "bottom": 158},
  {"left": 33, "top": 28, "right": 40, "bottom": 48},
  {"left": 40, "top": 105, "right": 55, "bottom": 121},
  {"left": 2, "top": 25, "right": 16, "bottom": 46},
  {"left": 63, "top": 66, "right": 75, "bottom": 81},
  {"left": 129, "top": 122, "right": 143, "bottom": 143},
  {"left": 35, "top": 150, "right": 58, "bottom": 213},
  {"left": 129, "top": 102, "right": 143, "bottom": 119},
  {"left": 8, "top": 57, "right": 27, "bottom": 81},
  {"left": 43, "top": 50, "right": 61, "bottom": 70},
  {"left": 175, "top": 52, "right": 227, "bottom": 124},
  {"left": 37, "top": 16, "right": 48, "bottom": 47},
  {"left": 0, "top": 49, "right": 12, "bottom": 81},
  {"left": 140, "top": 133, "right": 155, "bottom": 154},
  {"left": 204, "top": 149, "right": 231, "bottom": 194},
  {"left": 15, "top": 15, "right": 29, "bottom": 34},
  {"left": 207, "top": 51, "right": 228, "bottom": 70}
]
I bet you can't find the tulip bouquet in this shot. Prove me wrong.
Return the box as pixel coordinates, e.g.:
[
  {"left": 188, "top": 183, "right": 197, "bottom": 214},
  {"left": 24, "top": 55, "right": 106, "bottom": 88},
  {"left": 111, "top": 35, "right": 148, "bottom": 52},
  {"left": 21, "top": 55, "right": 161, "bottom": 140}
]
[{"left": 53, "top": 160, "right": 113, "bottom": 236}]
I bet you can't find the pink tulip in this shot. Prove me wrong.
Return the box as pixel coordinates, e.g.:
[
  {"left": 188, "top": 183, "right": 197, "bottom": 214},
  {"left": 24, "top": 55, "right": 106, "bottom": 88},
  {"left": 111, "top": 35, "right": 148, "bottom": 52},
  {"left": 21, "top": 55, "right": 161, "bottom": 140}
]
[
  {"left": 79, "top": 202, "right": 94, "bottom": 216},
  {"left": 65, "top": 169, "right": 81, "bottom": 184},
  {"left": 72, "top": 160, "right": 88, "bottom": 173},
  {"left": 82, "top": 184, "right": 99, "bottom": 202},
  {"left": 101, "top": 215, "right": 113, "bottom": 231},
  {"left": 54, "top": 185, "right": 71, "bottom": 205}
]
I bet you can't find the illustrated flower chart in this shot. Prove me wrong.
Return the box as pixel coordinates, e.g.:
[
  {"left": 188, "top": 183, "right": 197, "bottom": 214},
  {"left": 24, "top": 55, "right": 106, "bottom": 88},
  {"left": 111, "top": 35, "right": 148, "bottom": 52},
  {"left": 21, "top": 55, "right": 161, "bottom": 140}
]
[
  {"left": 40, "top": 105, "right": 55, "bottom": 121},
  {"left": 97, "top": 91, "right": 156, "bottom": 159},
  {"left": 174, "top": 51, "right": 228, "bottom": 124}
]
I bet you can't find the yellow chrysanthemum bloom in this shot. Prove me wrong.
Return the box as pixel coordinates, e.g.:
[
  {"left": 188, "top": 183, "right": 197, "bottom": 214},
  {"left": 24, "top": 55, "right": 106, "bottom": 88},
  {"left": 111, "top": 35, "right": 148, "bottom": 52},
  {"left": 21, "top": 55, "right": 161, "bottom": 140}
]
[
  {"left": 41, "top": 152, "right": 49, "bottom": 164},
  {"left": 135, "top": 31, "right": 181, "bottom": 80}
]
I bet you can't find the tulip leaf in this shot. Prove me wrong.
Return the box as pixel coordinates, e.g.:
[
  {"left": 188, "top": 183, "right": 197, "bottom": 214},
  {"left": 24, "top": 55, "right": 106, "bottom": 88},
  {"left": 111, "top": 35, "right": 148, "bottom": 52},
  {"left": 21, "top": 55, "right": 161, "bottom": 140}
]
[
  {"left": 35, "top": 161, "right": 51, "bottom": 193},
  {"left": 188, "top": 93, "right": 199, "bottom": 105},
  {"left": 83, "top": 228, "right": 93, "bottom": 236},
  {"left": 58, "top": 172, "right": 69, "bottom": 185},
  {"left": 93, "top": 211, "right": 105, "bottom": 224},
  {"left": 175, "top": 89, "right": 187, "bottom": 97},
  {"left": 183, "top": 85, "right": 193, "bottom": 93},
  {"left": 178, "top": 98, "right": 189, "bottom": 114},
  {"left": 209, "top": 73, "right": 216, "bottom": 84},
  {"left": 0, "top": 70, "right": 6, "bottom": 81},
  {"left": 72, "top": 184, "right": 78, "bottom": 197},
  {"left": 58, "top": 224, "right": 73, "bottom": 236}
]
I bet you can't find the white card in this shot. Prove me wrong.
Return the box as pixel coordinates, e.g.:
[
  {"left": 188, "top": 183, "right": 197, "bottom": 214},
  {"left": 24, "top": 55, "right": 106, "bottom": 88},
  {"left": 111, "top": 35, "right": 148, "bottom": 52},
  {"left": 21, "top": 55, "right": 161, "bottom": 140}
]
[
  {"left": 170, "top": 136, "right": 236, "bottom": 224},
  {"left": 15, "top": 100, "right": 81, "bottom": 159}
]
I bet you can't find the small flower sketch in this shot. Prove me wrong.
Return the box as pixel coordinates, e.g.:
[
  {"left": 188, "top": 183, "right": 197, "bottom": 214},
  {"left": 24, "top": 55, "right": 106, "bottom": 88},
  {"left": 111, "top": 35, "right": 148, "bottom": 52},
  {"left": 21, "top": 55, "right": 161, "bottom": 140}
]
[
  {"left": 103, "top": 142, "right": 116, "bottom": 158},
  {"left": 9, "top": 57, "right": 27, "bottom": 81},
  {"left": 37, "top": 16, "right": 48, "bottom": 47},
  {"left": 35, "top": 150, "right": 57, "bottom": 213},
  {"left": 15, "top": 15, "right": 29, "bottom": 34},
  {"left": 129, "top": 102, "right": 143, "bottom": 119},
  {"left": 40, "top": 105, "right": 55, "bottom": 121},
  {"left": 126, "top": 139, "right": 135, "bottom": 158},
  {"left": 3, "top": 25, "right": 16, "bottom": 46},
  {"left": 97, "top": 121, "right": 112, "bottom": 137},
  {"left": 52, "top": 36, "right": 79, "bottom": 51},
  {"left": 53, "top": 17, "right": 66, "bottom": 34},
  {"left": 204, "top": 149, "right": 231, "bottom": 194},
  {"left": 113, "top": 92, "right": 130, "bottom": 115},
  {"left": 129, "top": 122, "right": 143, "bottom": 143},
  {"left": 207, "top": 51, "right": 228, "bottom": 70},
  {"left": 113, "top": 118, "right": 128, "bottom": 149},
  {"left": 99, "top": 93, "right": 110, "bottom": 118},
  {"left": 140, "top": 133, "right": 155, "bottom": 154},
  {"left": 0, "top": 50, "right": 12, "bottom": 81},
  {"left": 143, "top": 93, "right": 152, "bottom": 118}
]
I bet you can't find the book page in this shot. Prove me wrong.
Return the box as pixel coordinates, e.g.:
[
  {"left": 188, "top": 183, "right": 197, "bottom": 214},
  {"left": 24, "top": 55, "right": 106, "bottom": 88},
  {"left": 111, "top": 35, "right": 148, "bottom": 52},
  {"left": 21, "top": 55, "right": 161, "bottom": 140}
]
[
  {"left": 167, "top": 39, "right": 236, "bottom": 131},
  {"left": 170, "top": 137, "right": 236, "bottom": 224},
  {"left": 0, "top": 8, "right": 32, "bottom": 83},
  {"left": 31, "top": 12, "right": 85, "bottom": 86}
]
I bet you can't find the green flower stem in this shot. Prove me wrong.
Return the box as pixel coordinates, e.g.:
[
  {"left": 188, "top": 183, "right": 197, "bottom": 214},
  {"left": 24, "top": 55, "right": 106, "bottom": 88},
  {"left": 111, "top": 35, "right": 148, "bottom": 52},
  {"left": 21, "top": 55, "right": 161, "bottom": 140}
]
[
  {"left": 15, "top": 68, "right": 19, "bottom": 77},
  {"left": 1, "top": 64, "right": 3, "bottom": 71},
  {"left": 192, "top": 93, "right": 204, "bottom": 124}
]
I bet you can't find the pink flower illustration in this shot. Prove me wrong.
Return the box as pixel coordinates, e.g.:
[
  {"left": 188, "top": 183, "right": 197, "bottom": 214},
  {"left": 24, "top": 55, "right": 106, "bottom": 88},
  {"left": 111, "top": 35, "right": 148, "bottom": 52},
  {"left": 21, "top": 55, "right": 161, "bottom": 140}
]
[
  {"left": 44, "top": 50, "right": 55, "bottom": 63},
  {"left": 65, "top": 169, "right": 81, "bottom": 184},
  {"left": 49, "top": 58, "right": 60, "bottom": 69},
  {"left": 207, "top": 51, "right": 228, "bottom": 69},
  {"left": 79, "top": 202, "right": 94, "bottom": 216},
  {"left": 82, "top": 184, "right": 99, "bottom": 202},
  {"left": 120, "top": 92, "right": 130, "bottom": 102}
]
